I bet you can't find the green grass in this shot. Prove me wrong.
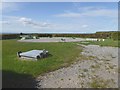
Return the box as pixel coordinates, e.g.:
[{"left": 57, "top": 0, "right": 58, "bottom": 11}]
[
  {"left": 2, "top": 40, "right": 82, "bottom": 77},
  {"left": 0, "top": 40, "right": 2, "bottom": 70},
  {"left": 79, "top": 39, "right": 120, "bottom": 47}
]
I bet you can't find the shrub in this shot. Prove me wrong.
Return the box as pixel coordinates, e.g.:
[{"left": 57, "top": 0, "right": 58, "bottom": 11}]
[{"left": 111, "top": 32, "right": 120, "bottom": 40}]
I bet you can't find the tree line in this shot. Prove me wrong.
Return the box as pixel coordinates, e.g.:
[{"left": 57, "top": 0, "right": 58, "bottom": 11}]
[{"left": 1, "top": 31, "right": 120, "bottom": 40}]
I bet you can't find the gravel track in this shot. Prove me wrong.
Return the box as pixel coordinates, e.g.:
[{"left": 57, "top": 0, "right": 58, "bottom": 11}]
[{"left": 35, "top": 45, "right": 119, "bottom": 88}]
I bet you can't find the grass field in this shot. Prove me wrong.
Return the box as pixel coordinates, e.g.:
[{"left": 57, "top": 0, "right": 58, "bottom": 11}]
[
  {"left": 2, "top": 39, "right": 119, "bottom": 88},
  {"left": 79, "top": 39, "right": 120, "bottom": 47},
  {"left": 2, "top": 39, "right": 119, "bottom": 77},
  {"left": 2, "top": 39, "right": 83, "bottom": 87},
  {"left": 0, "top": 40, "right": 2, "bottom": 70},
  {"left": 2, "top": 40, "right": 82, "bottom": 77}
]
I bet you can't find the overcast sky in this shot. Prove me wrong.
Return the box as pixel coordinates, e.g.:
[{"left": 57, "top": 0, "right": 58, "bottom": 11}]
[{"left": 1, "top": 2, "right": 118, "bottom": 33}]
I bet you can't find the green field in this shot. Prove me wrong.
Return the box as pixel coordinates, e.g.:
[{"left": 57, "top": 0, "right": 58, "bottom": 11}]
[
  {"left": 2, "top": 40, "right": 82, "bottom": 77},
  {"left": 0, "top": 40, "right": 2, "bottom": 70},
  {"left": 2, "top": 40, "right": 83, "bottom": 87},
  {"left": 2, "top": 39, "right": 119, "bottom": 77},
  {"left": 79, "top": 39, "right": 120, "bottom": 47},
  {"left": 2, "top": 39, "right": 119, "bottom": 88}
]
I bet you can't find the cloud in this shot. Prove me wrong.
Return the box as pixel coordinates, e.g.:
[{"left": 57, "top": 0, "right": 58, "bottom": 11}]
[
  {"left": 55, "top": 8, "right": 117, "bottom": 18},
  {"left": 78, "top": 6, "right": 107, "bottom": 11},
  {"left": 18, "top": 17, "right": 33, "bottom": 26},
  {"left": 55, "top": 12, "right": 81, "bottom": 18},
  {"left": 0, "top": 3, "right": 2, "bottom": 11},
  {"left": 97, "top": 29, "right": 118, "bottom": 32},
  {"left": 0, "top": 21, "right": 10, "bottom": 24},
  {"left": 2, "top": 14, "right": 117, "bottom": 33},
  {"left": 1, "top": 2, "right": 19, "bottom": 13},
  {"left": 82, "top": 25, "right": 88, "bottom": 28},
  {"left": 2, "top": 16, "right": 54, "bottom": 30},
  {"left": 18, "top": 17, "right": 53, "bottom": 28},
  {"left": 83, "top": 9, "right": 117, "bottom": 17}
]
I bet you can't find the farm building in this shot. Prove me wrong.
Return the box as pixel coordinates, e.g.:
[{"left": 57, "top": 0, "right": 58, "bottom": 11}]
[
  {"left": 17, "top": 49, "right": 49, "bottom": 60},
  {"left": 20, "top": 35, "right": 38, "bottom": 40}
]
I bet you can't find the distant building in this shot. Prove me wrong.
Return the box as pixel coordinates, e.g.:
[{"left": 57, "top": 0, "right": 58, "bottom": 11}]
[{"left": 20, "top": 35, "right": 38, "bottom": 40}]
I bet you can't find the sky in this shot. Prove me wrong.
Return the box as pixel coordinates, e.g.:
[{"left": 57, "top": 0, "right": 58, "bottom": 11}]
[{"left": 1, "top": 2, "right": 118, "bottom": 33}]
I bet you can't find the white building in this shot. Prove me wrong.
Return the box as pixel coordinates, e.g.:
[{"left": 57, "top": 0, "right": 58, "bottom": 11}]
[{"left": 20, "top": 35, "right": 37, "bottom": 40}]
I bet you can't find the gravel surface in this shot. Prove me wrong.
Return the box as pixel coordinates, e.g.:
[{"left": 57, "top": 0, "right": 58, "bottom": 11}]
[
  {"left": 18, "top": 37, "right": 85, "bottom": 42},
  {"left": 36, "top": 45, "right": 119, "bottom": 88}
]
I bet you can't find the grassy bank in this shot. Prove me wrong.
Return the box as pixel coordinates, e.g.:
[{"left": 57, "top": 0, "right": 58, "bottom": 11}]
[
  {"left": 2, "top": 40, "right": 82, "bottom": 77},
  {"left": 0, "top": 40, "right": 2, "bottom": 70},
  {"left": 79, "top": 39, "right": 120, "bottom": 47}
]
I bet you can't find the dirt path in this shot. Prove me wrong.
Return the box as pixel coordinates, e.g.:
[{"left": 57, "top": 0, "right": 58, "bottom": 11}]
[{"left": 36, "top": 45, "right": 119, "bottom": 88}]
